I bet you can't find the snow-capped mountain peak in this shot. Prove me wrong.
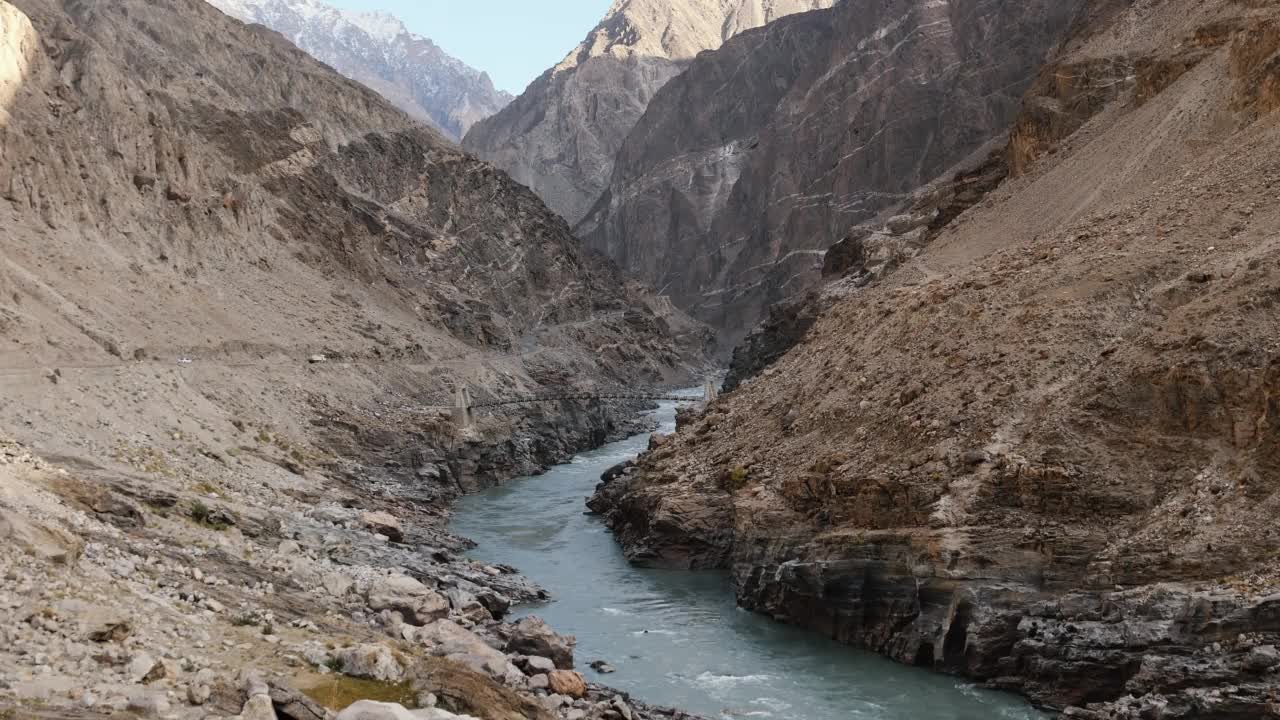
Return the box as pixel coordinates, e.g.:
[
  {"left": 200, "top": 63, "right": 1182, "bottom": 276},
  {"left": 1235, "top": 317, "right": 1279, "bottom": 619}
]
[
  {"left": 205, "top": 0, "right": 510, "bottom": 140},
  {"left": 341, "top": 9, "right": 406, "bottom": 44}
]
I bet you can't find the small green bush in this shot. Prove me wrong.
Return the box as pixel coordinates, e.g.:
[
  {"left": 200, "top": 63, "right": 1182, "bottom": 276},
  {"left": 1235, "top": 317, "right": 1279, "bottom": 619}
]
[
  {"left": 190, "top": 500, "right": 230, "bottom": 530},
  {"left": 719, "top": 465, "right": 750, "bottom": 491}
]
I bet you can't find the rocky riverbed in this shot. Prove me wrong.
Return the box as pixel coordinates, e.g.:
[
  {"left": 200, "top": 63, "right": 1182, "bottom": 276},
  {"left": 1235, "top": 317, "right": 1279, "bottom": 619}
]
[{"left": 0, "top": 397, "right": 703, "bottom": 720}]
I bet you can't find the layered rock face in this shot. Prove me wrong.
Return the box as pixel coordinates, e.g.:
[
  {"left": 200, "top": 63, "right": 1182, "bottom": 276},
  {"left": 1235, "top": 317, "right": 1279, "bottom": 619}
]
[
  {"left": 462, "top": 0, "right": 833, "bottom": 225},
  {"left": 207, "top": 0, "right": 512, "bottom": 140},
  {"left": 722, "top": 146, "right": 1011, "bottom": 390},
  {"left": 578, "top": 0, "right": 1084, "bottom": 346},
  {"left": 591, "top": 0, "right": 1280, "bottom": 715}
]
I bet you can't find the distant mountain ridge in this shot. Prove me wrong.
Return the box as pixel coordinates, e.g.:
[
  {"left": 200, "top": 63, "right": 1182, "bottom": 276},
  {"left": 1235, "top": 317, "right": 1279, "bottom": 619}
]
[
  {"left": 207, "top": 0, "right": 511, "bottom": 140},
  {"left": 462, "top": 0, "right": 835, "bottom": 225}
]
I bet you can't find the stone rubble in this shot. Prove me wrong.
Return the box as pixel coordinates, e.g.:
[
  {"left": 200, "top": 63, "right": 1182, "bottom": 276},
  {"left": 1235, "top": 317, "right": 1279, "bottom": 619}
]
[{"left": 0, "top": 430, "right": 700, "bottom": 720}]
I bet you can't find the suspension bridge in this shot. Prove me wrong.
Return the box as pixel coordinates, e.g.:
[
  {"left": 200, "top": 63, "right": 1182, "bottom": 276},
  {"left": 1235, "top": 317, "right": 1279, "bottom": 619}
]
[{"left": 451, "top": 382, "right": 717, "bottom": 428}]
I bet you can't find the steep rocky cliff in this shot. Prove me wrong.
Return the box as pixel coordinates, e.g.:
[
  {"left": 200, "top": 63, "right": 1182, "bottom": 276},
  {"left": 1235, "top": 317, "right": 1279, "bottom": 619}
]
[
  {"left": 0, "top": 0, "right": 702, "bottom": 714},
  {"left": 461, "top": 0, "right": 833, "bottom": 226},
  {"left": 206, "top": 0, "right": 512, "bottom": 140},
  {"left": 578, "top": 0, "right": 1084, "bottom": 345},
  {"left": 590, "top": 0, "right": 1280, "bottom": 715}
]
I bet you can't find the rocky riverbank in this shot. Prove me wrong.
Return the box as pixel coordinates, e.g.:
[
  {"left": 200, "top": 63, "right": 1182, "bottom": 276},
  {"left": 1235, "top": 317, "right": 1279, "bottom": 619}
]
[{"left": 0, "top": 392, "right": 705, "bottom": 720}]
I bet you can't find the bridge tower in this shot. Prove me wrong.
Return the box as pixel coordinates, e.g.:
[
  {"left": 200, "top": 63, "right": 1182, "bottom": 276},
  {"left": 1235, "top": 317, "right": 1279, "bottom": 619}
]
[
  {"left": 452, "top": 387, "right": 474, "bottom": 429},
  {"left": 703, "top": 380, "right": 719, "bottom": 403}
]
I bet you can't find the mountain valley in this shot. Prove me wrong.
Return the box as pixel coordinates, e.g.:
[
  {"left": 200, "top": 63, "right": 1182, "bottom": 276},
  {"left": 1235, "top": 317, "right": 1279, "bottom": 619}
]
[{"left": 3, "top": 0, "right": 1280, "bottom": 718}]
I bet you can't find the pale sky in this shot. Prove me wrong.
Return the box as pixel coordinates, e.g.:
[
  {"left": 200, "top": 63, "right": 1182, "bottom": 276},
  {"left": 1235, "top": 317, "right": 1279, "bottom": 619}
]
[{"left": 326, "top": 0, "right": 613, "bottom": 95}]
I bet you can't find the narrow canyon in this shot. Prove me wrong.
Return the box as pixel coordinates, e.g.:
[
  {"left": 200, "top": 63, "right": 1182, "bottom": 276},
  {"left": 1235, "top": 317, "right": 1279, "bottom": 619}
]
[{"left": 2, "top": 0, "right": 1280, "bottom": 718}]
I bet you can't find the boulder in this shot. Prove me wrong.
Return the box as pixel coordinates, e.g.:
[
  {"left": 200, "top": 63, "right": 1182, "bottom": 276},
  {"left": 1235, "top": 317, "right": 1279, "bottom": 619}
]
[
  {"left": 267, "top": 681, "right": 331, "bottom": 720},
  {"left": 473, "top": 589, "right": 510, "bottom": 619},
  {"left": 415, "top": 711, "right": 478, "bottom": 720},
  {"left": 359, "top": 511, "right": 404, "bottom": 542},
  {"left": 335, "top": 701, "right": 475, "bottom": 720},
  {"left": 239, "top": 694, "right": 278, "bottom": 720},
  {"left": 413, "top": 619, "right": 522, "bottom": 684},
  {"left": 367, "top": 575, "right": 449, "bottom": 626},
  {"left": 518, "top": 655, "right": 556, "bottom": 674},
  {"left": 444, "top": 588, "right": 491, "bottom": 623},
  {"left": 504, "top": 616, "right": 575, "bottom": 669},
  {"left": 127, "top": 692, "right": 171, "bottom": 718},
  {"left": 127, "top": 652, "right": 162, "bottom": 683},
  {"left": 546, "top": 670, "right": 586, "bottom": 699},
  {"left": 188, "top": 681, "right": 213, "bottom": 706},
  {"left": 240, "top": 670, "right": 271, "bottom": 698},
  {"left": 885, "top": 212, "right": 932, "bottom": 235},
  {"left": 86, "top": 619, "right": 133, "bottom": 643},
  {"left": 337, "top": 644, "right": 403, "bottom": 682},
  {"left": 321, "top": 572, "right": 355, "bottom": 597},
  {"left": 600, "top": 460, "right": 634, "bottom": 483},
  {"left": 1246, "top": 645, "right": 1280, "bottom": 671},
  {"left": 0, "top": 509, "right": 81, "bottom": 564}
]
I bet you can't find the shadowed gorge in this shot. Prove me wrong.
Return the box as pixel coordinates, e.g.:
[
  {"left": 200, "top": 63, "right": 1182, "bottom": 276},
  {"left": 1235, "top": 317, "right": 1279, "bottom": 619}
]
[
  {"left": 588, "top": 0, "right": 1280, "bottom": 716},
  {"left": 577, "top": 0, "right": 1085, "bottom": 346}
]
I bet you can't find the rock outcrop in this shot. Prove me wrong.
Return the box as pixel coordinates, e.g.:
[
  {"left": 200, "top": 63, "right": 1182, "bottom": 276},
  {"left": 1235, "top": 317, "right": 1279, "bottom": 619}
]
[
  {"left": 462, "top": 0, "right": 833, "bottom": 225},
  {"left": 723, "top": 147, "right": 1011, "bottom": 389},
  {"left": 590, "top": 0, "right": 1280, "bottom": 715},
  {"left": 577, "top": 0, "right": 1083, "bottom": 346},
  {"left": 206, "top": 0, "right": 511, "bottom": 140}
]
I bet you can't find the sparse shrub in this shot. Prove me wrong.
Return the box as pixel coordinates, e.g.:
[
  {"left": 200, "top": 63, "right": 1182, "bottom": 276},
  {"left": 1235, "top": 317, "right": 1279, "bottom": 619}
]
[
  {"left": 190, "top": 500, "right": 231, "bottom": 531},
  {"left": 719, "top": 465, "right": 750, "bottom": 491}
]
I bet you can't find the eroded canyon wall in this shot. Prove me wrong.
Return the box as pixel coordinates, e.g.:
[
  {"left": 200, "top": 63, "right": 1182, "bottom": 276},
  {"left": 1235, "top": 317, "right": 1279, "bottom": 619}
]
[
  {"left": 589, "top": 0, "right": 1280, "bottom": 715},
  {"left": 578, "top": 0, "right": 1085, "bottom": 345}
]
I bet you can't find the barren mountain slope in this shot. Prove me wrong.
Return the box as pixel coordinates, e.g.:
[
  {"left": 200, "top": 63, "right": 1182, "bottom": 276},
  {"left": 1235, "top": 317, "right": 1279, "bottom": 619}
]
[
  {"left": 206, "top": 0, "right": 512, "bottom": 140},
  {"left": 578, "top": 0, "right": 1084, "bottom": 346},
  {"left": 0, "top": 0, "right": 702, "bottom": 714},
  {"left": 461, "top": 0, "right": 833, "bottom": 225},
  {"left": 590, "top": 0, "right": 1280, "bottom": 715}
]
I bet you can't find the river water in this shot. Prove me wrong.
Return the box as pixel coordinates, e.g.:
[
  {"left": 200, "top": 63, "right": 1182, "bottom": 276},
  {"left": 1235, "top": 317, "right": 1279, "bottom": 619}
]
[{"left": 451, "top": 399, "right": 1047, "bottom": 720}]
